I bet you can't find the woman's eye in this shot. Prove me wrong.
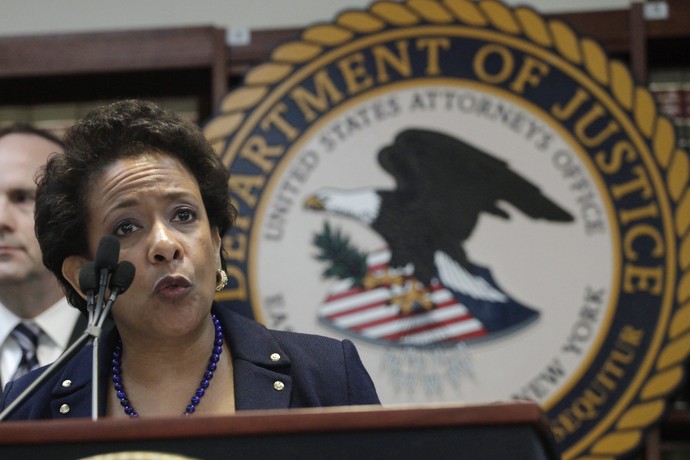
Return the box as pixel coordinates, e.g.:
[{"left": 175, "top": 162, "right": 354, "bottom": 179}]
[
  {"left": 174, "top": 208, "right": 197, "bottom": 222},
  {"left": 114, "top": 221, "right": 138, "bottom": 235}
]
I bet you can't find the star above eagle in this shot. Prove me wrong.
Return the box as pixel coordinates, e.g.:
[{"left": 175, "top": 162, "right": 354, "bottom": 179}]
[{"left": 304, "top": 128, "right": 574, "bottom": 334}]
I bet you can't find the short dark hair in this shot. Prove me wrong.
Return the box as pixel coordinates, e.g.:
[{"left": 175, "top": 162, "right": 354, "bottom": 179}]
[
  {"left": 0, "top": 122, "right": 64, "bottom": 147},
  {"left": 34, "top": 100, "right": 237, "bottom": 313}
]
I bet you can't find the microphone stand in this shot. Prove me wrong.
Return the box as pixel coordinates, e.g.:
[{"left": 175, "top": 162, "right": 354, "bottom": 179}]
[
  {"left": 0, "top": 276, "right": 122, "bottom": 421},
  {"left": 88, "top": 260, "right": 134, "bottom": 420},
  {"left": 0, "top": 237, "right": 131, "bottom": 422},
  {"left": 0, "top": 315, "right": 111, "bottom": 421},
  {"left": 0, "top": 332, "right": 91, "bottom": 421},
  {"left": 89, "top": 288, "right": 116, "bottom": 421},
  {"left": 90, "top": 280, "right": 107, "bottom": 421},
  {"left": 88, "top": 235, "right": 120, "bottom": 421}
]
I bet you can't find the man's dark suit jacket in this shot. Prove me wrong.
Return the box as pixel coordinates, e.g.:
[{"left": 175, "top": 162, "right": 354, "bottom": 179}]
[{"left": 0, "top": 304, "right": 380, "bottom": 419}]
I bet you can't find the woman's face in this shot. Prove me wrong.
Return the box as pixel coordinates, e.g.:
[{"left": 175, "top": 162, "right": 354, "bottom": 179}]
[{"left": 70, "top": 152, "right": 221, "bottom": 341}]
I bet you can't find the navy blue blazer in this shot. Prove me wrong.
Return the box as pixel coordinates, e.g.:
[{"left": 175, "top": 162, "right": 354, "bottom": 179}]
[{"left": 0, "top": 305, "right": 380, "bottom": 420}]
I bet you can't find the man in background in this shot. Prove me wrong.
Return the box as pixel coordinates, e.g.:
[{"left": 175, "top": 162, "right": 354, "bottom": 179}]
[{"left": 0, "top": 123, "right": 84, "bottom": 387}]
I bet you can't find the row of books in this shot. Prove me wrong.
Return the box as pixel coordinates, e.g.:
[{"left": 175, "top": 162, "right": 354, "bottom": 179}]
[
  {"left": 0, "top": 97, "right": 200, "bottom": 137},
  {"left": 648, "top": 68, "right": 690, "bottom": 150},
  {"left": 1, "top": 74, "right": 688, "bottom": 149},
  {"left": 648, "top": 67, "right": 690, "bottom": 409}
]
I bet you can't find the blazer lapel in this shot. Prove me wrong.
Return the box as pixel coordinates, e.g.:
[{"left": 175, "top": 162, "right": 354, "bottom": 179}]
[
  {"left": 48, "top": 328, "right": 115, "bottom": 418},
  {"left": 233, "top": 360, "right": 293, "bottom": 410},
  {"left": 217, "top": 308, "right": 293, "bottom": 410},
  {"left": 46, "top": 345, "right": 93, "bottom": 418},
  {"left": 41, "top": 308, "right": 294, "bottom": 416}
]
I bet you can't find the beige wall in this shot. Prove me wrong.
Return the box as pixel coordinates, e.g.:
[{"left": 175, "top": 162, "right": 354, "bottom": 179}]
[{"left": 1, "top": 0, "right": 635, "bottom": 37}]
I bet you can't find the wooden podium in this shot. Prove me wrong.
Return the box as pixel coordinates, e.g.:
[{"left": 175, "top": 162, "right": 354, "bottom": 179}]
[{"left": 0, "top": 401, "right": 560, "bottom": 459}]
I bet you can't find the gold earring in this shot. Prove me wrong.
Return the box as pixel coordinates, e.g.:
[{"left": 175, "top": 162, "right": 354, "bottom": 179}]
[{"left": 216, "top": 268, "right": 228, "bottom": 292}]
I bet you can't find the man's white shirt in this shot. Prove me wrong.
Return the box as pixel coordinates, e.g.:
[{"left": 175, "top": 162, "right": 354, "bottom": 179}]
[{"left": 0, "top": 298, "right": 80, "bottom": 386}]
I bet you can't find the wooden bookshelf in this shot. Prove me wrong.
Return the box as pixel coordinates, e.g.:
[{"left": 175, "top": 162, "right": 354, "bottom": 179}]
[{"left": 0, "top": 26, "right": 227, "bottom": 122}]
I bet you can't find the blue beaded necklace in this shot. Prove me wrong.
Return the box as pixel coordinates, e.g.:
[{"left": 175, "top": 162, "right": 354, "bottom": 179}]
[{"left": 111, "top": 314, "right": 224, "bottom": 417}]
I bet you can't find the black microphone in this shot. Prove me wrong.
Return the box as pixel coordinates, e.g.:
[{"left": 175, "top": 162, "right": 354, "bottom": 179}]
[
  {"left": 97, "top": 261, "right": 136, "bottom": 327},
  {"left": 91, "top": 247, "right": 133, "bottom": 422},
  {"left": 111, "top": 261, "right": 136, "bottom": 292},
  {"left": 94, "top": 235, "right": 120, "bottom": 321},
  {"left": 78, "top": 261, "right": 97, "bottom": 325}
]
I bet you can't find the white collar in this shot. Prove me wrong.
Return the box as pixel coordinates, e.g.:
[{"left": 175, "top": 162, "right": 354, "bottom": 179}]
[{"left": 0, "top": 298, "right": 80, "bottom": 348}]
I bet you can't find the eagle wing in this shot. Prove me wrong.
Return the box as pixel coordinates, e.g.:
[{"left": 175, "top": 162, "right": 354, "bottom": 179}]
[
  {"left": 378, "top": 128, "right": 574, "bottom": 227},
  {"left": 372, "top": 129, "right": 573, "bottom": 281}
]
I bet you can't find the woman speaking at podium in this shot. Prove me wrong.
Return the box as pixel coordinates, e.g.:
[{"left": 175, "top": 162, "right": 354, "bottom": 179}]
[{"left": 0, "top": 100, "right": 379, "bottom": 419}]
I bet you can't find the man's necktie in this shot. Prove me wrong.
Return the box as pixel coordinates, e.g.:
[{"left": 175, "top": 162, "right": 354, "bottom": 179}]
[{"left": 10, "top": 322, "right": 41, "bottom": 381}]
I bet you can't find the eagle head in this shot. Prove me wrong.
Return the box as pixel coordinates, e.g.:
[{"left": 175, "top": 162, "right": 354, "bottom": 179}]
[{"left": 304, "top": 187, "right": 382, "bottom": 225}]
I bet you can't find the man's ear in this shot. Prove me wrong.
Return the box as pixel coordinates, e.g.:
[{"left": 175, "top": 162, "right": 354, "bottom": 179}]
[{"left": 62, "top": 255, "right": 90, "bottom": 301}]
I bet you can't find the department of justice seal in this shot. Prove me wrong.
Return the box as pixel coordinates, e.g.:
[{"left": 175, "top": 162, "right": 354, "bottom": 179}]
[{"left": 204, "top": 1, "right": 690, "bottom": 458}]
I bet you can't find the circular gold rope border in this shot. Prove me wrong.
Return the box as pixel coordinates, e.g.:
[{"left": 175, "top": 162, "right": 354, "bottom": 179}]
[{"left": 204, "top": 1, "right": 690, "bottom": 458}]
